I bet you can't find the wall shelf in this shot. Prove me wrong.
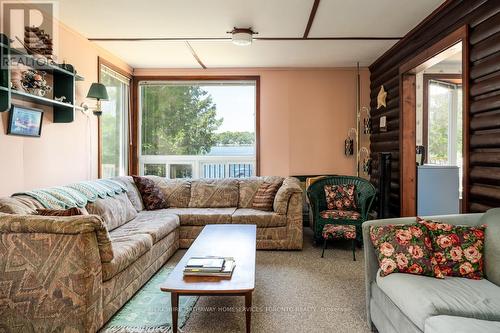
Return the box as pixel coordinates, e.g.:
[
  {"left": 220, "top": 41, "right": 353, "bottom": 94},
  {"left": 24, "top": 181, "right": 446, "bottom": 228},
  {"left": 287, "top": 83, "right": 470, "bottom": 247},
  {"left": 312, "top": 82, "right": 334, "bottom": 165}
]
[{"left": 0, "top": 34, "right": 84, "bottom": 123}]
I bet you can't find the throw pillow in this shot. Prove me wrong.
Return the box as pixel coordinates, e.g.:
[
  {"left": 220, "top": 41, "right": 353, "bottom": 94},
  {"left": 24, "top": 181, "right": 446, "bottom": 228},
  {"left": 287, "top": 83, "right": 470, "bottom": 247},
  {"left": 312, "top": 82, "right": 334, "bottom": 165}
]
[
  {"left": 370, "top": 223, "right": 436, "bottom": 277},
  {"left": 418, "top": 217, "right": 486, "bottom": 279},
  {"left": 132, "top": 176, "right": 168, "bottom": 210},
  {"left": 36, "top": 207, "right": 86, "bottom": 216},
  {"left": 252, "top": 181, "right": 283, "bottom": 211},
  {"left": 324, "top": 184, "right": 357, "bottom": 210}
]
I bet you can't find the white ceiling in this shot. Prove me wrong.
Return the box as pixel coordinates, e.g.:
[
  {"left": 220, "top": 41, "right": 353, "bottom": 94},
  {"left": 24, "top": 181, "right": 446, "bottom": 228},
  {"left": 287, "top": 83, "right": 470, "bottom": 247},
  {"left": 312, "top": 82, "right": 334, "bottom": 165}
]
[{"left": 57, "top": 0, "right": 445, "bottom": 69}]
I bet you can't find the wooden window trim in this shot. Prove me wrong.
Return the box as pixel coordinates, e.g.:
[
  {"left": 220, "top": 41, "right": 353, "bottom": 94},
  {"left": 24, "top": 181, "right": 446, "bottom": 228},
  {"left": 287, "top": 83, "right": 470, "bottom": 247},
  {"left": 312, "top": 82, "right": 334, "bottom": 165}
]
[
  {"left": 97, "top": 57, "right": 133, "bottom": 178},
  {"left": 130, "top": 75, "right": 261, "bottom": 176}
]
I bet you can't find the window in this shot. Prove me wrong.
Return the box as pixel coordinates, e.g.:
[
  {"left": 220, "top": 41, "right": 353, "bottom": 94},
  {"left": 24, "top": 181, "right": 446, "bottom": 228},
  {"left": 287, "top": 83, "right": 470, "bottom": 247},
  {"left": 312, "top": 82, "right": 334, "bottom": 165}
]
[
  {"left": 138, "top": 80, "right": 257, "bottom": 179},
  {"left": 99, "top": 63, "right": 130, "bottom": 178},
  {"left": 426, "top": 79, "right": 463, "bottom": 196}
]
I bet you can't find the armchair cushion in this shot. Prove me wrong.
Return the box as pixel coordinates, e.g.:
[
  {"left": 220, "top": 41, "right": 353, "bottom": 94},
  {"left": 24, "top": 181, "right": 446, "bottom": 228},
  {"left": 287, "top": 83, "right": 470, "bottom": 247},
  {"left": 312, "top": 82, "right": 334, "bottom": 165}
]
[
  {"left": 320, "top": 210, "right": 360, "bottom": 220},
  {"left": 322, "top": 224, "right": 356, "bottom": 240},
  {"left": 324, "top": 184, "right": 357, "bottom": 210}
]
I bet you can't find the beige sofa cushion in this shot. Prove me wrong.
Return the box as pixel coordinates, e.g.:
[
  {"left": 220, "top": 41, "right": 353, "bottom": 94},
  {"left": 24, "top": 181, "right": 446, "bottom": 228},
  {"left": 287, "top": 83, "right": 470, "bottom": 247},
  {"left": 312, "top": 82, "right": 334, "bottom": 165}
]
[
  {"left": 238, "top": 176, "right": 283, "bottom": 208},
  {"left": 189, "top": 179, "right": 239, "bottom": 208},
  {"left": 103, "top": 233, "right": 153, "bottom": 281},
  {"left": 112, "top": 176, "right": 144, "bottom": 211},
  {"left": 0, "top": 195, "right": 44, "bottom": 214},
  {"left": 148, "top": 176, "right": 191, "bottom": 208},
  {"left": 86, "top": 193, "right": 137, "bottom": 231},
  {"left": 110, "top": 211, "right": 179, "bottom": 243},
  {"left": 165, "top": 207, "right": 235, "bottom": 226},
  {"left": 232, "top": 208, "right": 287, "bottom": 228},
  {"left": 273, "top": 177, "right": 303, "bottom": 215}
]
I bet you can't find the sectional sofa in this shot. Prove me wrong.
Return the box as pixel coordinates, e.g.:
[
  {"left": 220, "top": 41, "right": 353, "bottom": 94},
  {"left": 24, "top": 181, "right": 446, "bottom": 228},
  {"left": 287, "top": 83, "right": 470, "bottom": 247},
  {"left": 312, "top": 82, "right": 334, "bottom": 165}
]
[
  {"left": 362, "top": 209, "right": 500, "bottom": 333},
  {"left": 0, "top": 176, "right": 303, "bottom": 332}
]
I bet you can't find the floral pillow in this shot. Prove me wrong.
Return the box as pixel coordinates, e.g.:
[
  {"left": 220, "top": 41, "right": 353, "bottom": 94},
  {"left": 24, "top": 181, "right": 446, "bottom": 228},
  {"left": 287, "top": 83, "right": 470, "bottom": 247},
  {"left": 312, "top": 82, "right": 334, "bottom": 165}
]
[
  {"left": 417, "top": 218, "right": 486, "bottom": 279},
  {"left": 370, "top": 223, "right": 436, "bottom": 277},
  {"left": 324, "top": 184, "right": 357, "bottom": 211}
]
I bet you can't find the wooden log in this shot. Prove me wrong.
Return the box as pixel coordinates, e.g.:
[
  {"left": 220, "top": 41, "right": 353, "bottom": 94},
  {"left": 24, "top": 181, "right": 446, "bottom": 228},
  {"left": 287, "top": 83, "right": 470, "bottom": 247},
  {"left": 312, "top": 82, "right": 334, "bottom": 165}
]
[
  {"left": 370, "top": 130, "right": 399, "bottom": 143},
  {"left": 370, "top": 68, "right": 399, "bottom": 90},
  {"left": 470, "top": 31, "right": 500, "bottom": 62},
  {"left": 470, "top": 11, "right": 500, "bottom": 44},
  {"left": 470, "top": 72, "right": 500, "bottom": 96},
  {"left": 370, "top": 76, "right": 399, "bottom": 98},
  {"left": 470, "top": 151, "right": 500, "bottom": 165},
  {"left": 470, "top": 94, "right": 500, "bottom": 114},
  {"left": 470, "top": 184, "right": 500, "bottom": 202},
  {"left": 372, "top": 119, "right": 400, "bottom": 133},
  {"left": 470, "top": 132, "right": 500, "bottom": 148},
  {"left": 468, "top": 0, "right": 500, "bottom": 28},
  {"left": 471, "top": 52, "right": 500, "bottom": 79},
  {"left": 371, "top": 141, "right": 400, "bottom": 152},
  {"left": 469, "top": 202, "right": 494, "bottom": 213},
  {"left": 371, "top": 96, "right": 399, "bottom": 110},
  {"left": 470, "top": 112, "right": 500, "bottom": 131},
  {"left": 470, "top": 166, "right": 500, "bottom": 185},
  {"left": 472, "top": 91, "right": 500, "bottom": 104},
  {"left": 371, "top": 107, "right": 400, "bottom": 121}
]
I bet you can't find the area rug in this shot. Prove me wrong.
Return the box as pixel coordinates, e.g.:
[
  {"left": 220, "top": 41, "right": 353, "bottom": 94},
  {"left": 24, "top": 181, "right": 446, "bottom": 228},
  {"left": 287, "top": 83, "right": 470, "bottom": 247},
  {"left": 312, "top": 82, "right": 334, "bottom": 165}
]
[{"left": 101, "top": 266, "right": 198, "bottom": 333}]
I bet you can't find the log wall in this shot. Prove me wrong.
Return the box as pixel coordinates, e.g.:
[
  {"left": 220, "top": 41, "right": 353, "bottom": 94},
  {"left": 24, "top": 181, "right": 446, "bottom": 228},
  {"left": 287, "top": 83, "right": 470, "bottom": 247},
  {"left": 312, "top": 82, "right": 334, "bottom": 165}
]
[{"left": 369, "top": 0, "right": 500, "bottom": 216}]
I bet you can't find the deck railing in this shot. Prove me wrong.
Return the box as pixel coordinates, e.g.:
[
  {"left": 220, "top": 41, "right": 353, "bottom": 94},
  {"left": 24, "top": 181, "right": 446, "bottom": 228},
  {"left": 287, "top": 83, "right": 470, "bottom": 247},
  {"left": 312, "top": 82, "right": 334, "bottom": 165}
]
[{"left": 139, "top": 155, "right": 255, "bottom": 179}]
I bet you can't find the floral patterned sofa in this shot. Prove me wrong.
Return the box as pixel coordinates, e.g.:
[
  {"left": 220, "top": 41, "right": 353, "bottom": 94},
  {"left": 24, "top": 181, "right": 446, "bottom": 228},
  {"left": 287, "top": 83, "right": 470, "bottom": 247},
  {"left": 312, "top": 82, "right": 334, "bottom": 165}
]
[
  {"left": 0, "top": 176, "right": 303, "bottom": 332},
  {"left": 362, "top": 210, "right": 500, "bottom": 333}
]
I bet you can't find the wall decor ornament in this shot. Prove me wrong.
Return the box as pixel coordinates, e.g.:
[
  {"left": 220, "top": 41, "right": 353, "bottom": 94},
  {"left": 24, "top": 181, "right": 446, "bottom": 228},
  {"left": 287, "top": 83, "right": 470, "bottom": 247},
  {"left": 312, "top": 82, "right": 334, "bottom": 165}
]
[
  {"left": 21, "top": 69, "right": 51, "bottom": 97},
  {"left": 377, "top": 85, "right": 387, "bottom": 109},
  {"left": 344, "top": 128, "right": 357, "bottom": 156}
]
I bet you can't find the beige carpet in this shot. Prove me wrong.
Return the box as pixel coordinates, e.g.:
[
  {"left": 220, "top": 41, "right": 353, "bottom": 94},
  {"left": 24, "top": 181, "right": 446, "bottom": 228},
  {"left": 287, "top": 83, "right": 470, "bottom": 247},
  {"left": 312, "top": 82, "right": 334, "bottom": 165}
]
[{"left": 168, "top": 227, "right": 370, "bottom": 333}]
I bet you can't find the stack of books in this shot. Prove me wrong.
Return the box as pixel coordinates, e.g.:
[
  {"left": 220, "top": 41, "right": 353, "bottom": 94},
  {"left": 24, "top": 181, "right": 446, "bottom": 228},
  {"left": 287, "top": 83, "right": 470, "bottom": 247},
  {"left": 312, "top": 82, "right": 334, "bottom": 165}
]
[{"left": 183, "top": 256, "right": 236, "bottom": 278}]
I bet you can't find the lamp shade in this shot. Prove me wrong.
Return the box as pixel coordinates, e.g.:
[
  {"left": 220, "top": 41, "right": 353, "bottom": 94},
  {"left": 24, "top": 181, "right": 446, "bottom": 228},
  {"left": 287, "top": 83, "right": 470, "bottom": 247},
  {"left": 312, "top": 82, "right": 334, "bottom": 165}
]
[{"left": 86, "top": 83, "right": 109, "bottom": 100}]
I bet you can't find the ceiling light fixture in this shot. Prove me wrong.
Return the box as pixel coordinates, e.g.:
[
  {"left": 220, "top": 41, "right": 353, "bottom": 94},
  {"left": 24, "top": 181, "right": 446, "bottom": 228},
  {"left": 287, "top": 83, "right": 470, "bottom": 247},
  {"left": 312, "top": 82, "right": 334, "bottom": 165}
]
[{"left": 227, "top": 27, "right": 258, "bottom": 46}]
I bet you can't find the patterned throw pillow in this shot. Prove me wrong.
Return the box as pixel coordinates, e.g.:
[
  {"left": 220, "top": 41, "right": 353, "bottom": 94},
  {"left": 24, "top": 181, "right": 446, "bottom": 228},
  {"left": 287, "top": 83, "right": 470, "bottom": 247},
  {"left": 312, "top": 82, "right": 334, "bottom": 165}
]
[
  {"left": 324, "top": 184, "right": 357, "bottom": 210},
  {"left": 36, "top": 207, "right": 86, "bottom": 216},
  {"left": 418, "top": 218, "right": 486, "bottom": 279},
  {"left": 370, "top": 223, "right": 436, "bottom": 277},
  {"left": 252, "top": 181, "right": 283, "bottom": 211},
  {"left": 132, "top": 176, "right": 168, "bottom": 210}
]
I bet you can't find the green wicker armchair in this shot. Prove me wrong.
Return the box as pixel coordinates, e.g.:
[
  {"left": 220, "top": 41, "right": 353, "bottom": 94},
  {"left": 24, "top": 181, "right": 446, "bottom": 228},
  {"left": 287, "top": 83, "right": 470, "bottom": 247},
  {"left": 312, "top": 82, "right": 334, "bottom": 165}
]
[{"left": 307, "top": 176, "right": 376, "bottom": 244}]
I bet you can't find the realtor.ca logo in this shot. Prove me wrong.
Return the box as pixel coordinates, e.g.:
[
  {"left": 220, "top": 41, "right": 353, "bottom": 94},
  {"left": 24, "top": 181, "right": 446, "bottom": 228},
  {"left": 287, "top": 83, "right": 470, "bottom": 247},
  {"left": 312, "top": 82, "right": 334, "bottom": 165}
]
[{"left": 1, "top": 1, "right": 58, "bottom": 71}]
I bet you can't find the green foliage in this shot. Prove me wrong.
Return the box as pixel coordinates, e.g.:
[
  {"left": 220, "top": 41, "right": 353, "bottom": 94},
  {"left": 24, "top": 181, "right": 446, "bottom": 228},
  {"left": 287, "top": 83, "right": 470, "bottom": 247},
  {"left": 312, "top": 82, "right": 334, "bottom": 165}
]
[
  {"left": 215, "top": 131, "right": 255, "bottom": 145},
  {"left": 141, "top": 85, "right": 223, "bottom": 155}
]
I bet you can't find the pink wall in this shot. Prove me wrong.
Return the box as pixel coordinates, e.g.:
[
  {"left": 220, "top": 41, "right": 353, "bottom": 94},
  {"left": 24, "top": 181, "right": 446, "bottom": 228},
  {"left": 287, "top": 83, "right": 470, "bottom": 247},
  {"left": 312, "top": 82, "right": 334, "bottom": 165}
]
[
  {"left": 0, "top": 20, "right": 370, "bottom": 196},
  {"left": 134, "top": 68, "right": 371, "bottom": 177},
  {"left": 0, "top": 23, "right": 131, "bottom": 196}
]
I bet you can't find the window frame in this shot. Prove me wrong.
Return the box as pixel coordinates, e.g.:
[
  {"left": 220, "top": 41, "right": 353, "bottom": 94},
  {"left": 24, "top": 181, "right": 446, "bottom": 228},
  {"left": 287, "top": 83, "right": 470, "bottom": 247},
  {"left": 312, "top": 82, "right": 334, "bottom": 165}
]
[
  {"left": 131, "top": 76, "right": 261, "bottom": 177},
  {"left": 97, "top": 57, "right": 133, "bottom": 178},
  {"left": 422, "top": 74, "right": 462, "bottom": 164}
]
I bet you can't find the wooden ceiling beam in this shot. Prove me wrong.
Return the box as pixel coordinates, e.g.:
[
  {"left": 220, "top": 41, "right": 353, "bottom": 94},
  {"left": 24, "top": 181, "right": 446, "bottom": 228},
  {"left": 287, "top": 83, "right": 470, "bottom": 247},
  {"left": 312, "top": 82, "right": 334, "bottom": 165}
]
[{"left": 303, "top": 0, "right": 321, "bottom": 38}]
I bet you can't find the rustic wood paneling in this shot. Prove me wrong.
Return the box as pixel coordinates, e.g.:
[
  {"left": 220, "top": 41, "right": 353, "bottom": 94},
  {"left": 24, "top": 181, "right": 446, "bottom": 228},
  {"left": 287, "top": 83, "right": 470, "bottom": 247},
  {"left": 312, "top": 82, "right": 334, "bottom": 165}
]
[{"left": 369, "top": 0, "right": 500, "bottom": 216}]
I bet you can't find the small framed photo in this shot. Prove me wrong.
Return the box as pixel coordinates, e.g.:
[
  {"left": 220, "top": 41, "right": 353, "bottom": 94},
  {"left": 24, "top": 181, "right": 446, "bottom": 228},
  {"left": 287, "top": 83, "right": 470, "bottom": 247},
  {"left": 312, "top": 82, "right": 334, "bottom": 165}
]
[{"left": 7, "top": 105, "right": 44, "bottom": 137}]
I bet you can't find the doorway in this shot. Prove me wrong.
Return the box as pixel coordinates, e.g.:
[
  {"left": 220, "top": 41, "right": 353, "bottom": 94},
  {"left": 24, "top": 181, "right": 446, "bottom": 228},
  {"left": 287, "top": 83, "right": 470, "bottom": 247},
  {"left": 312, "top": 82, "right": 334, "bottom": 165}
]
[{"left": 399, "top": 26, "right": 469, "bottom": 217}]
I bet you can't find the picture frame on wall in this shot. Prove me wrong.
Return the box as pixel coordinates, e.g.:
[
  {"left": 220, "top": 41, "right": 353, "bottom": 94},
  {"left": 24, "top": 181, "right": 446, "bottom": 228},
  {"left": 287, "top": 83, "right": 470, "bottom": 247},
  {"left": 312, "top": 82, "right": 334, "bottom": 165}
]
[{"left": 7, "top": 105, "right": 44, "bottom": 137}]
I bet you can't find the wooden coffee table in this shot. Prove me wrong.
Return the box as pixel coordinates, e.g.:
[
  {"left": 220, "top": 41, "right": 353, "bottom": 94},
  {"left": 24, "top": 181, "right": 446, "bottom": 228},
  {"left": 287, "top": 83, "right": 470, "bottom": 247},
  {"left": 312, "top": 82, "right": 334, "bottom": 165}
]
[{"left": 161, "top": 224, "right": 257, "bottom": 333}]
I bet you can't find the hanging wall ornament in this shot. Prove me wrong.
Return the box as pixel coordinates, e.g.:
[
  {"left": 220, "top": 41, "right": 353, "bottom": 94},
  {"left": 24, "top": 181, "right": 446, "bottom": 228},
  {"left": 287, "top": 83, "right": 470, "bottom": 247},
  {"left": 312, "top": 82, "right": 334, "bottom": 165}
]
[{"left": 377, "top": 85, "right": 387, "bottom": 109}]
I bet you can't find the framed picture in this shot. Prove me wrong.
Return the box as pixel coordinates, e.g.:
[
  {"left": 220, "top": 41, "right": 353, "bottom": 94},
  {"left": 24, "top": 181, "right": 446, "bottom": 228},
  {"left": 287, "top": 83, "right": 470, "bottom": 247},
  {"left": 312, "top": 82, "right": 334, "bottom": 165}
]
[{"left": 7, "top": 105, "right": 44, "bottom": 137}]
